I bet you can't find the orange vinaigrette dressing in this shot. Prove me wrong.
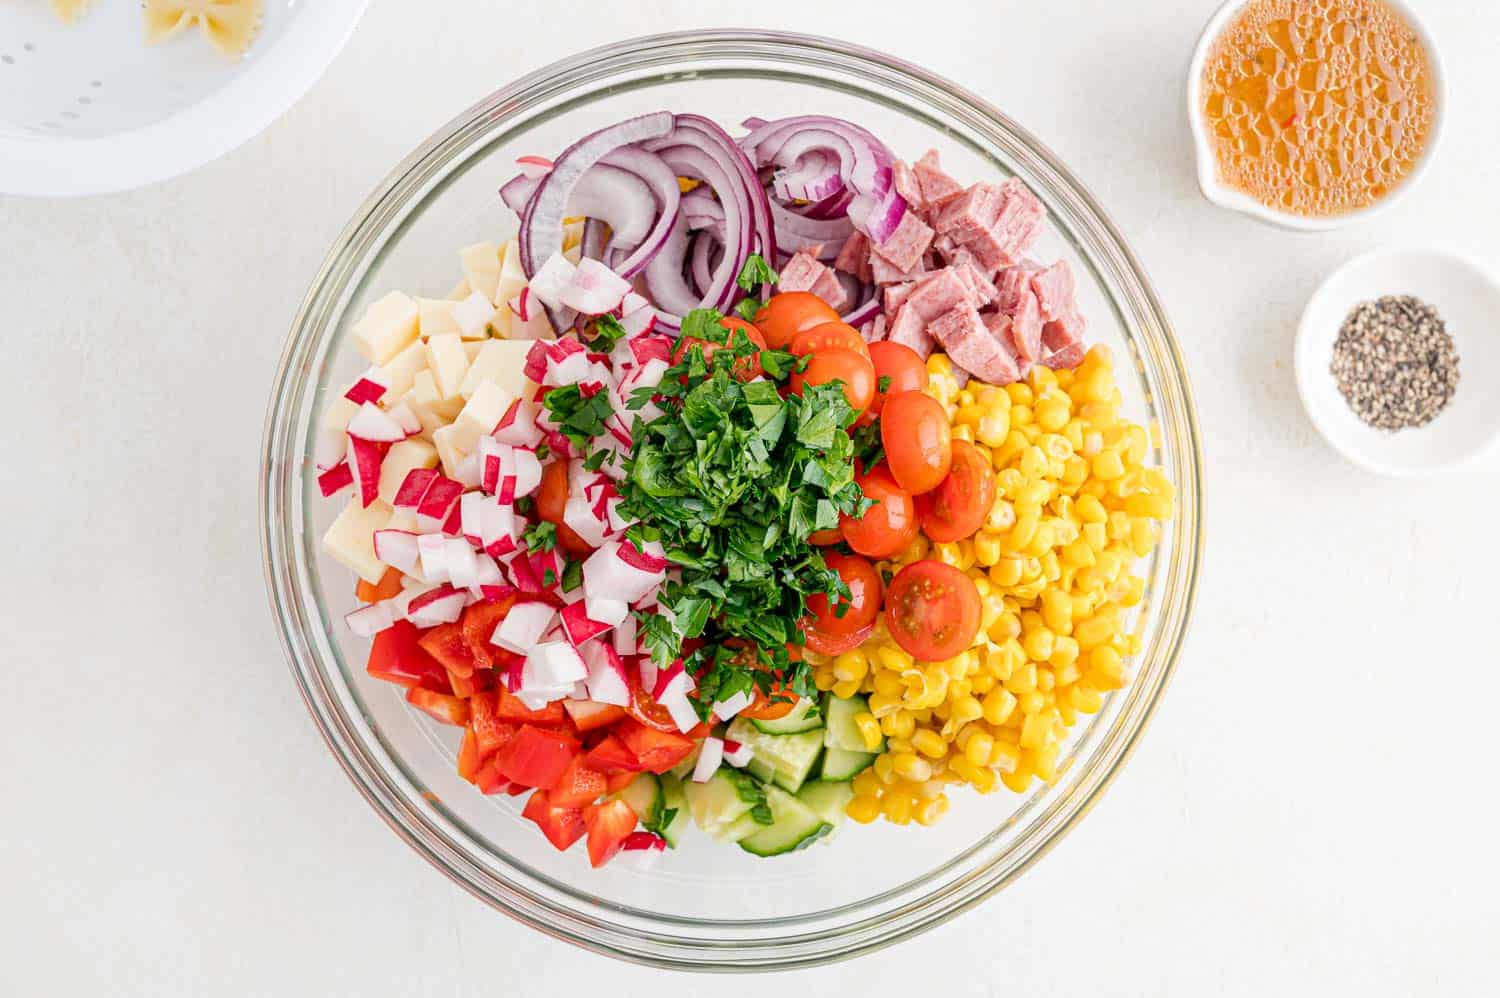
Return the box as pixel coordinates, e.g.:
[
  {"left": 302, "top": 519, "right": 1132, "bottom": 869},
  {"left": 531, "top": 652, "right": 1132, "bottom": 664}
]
[{"left": 1201, "top": 0, "right": 1435, "bottom": 216}]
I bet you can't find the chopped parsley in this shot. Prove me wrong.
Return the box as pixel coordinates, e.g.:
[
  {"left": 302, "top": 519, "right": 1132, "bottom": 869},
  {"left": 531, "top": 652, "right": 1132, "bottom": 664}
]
[
  {"left": 732, "top": 254, "right": 779, "bottom": 322},
  {"left": 586, "top": 313, "right": 627, "bottom": 352},
  {"left": 560, "top": 556, "right": 583, "bottom": 593},
  {"left": 726, "top": 768, "right": 774, "bottom": 825},
  {"left": 542, "top": 383, "right": 614, "bottom": 450},
  {"left": 523, "top": 520, "right": 557, "bottom": 553}
]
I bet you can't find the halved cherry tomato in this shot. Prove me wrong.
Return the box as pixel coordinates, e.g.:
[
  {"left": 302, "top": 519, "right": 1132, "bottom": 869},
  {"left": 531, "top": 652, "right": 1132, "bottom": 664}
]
[
  {"left": 624, "top": 672, "right": 711, "bottom": 737},
  {"left": 809, "top": 525, "right": 843, "bottom": 545},
  {"left": 562, "top": 699, "right": 627, "bottom": 733},
  {"left": 916, "top": 440, "right": 997, "bottom": 543},
  {"left": 672, "top": 316, "right": 767, "bottom": 381},
  {"left": 802, "top": 623, "right": 875, "bottom": 656},
  {"left": 790, "top": 321, "right": 870, "bottom": 360},
  {"left": 496, "top": 724, "right": 580, "bottom": 789},
  {"left": 460, "top": 599, "right": 516, "bottom": 669},
  {"left": 615, "top": 719, "right": 697, "bottom": 774},
  {"left": 365, "top": 620, "right": 448, "bottom": 690},
  {"left": 549, "top": 754, "right": 608, "bottom": 808},
  {"left": 355, "top": 566, "right": 404, "bottom": 603},
  {"left": 880, "top": 390, "right": 953, "bottom": 495},
  {"left": 584, "top": 734, "right": 643, "bottom": 773},
  {"left": 739, "top": 685, "right": 798, "bottom": 721},
  {"left": 839, "top": 464, "right": 919, "bottom": 560},
  {"left": 582, "top": 799, "right": 638, "bottom": 867},
  {"left": 473, "top": 754, "right": 511, "bottom": 795},
  {"left": 805, "top": 552, "right": 882, "bottom": 636},
  {"left": 537, "top": 459, "right": 595, "bottom": 558},
  {"left": 791, "top": 347, "right": 877, "bottom": 417},
  {"left": 884, "top": 560, "right": 982, "bottom": 661},
  {"left": 469, "top": 692, "right": 521, "bottom": 758},
  {"left": 492, "top": 687, "right": 568, "bottom": 727},
  {"left": 754, "top": 291, "right": 841, "bottom": 349},
  {"left": 405, "top": 687, "right": 471, "bottom": 726},
  {"left": 868, "top": 340, "right": 930, "bottom": 418},
  {"left": 457, "top": 726, "right": 482, "bottom": 782},
  {"left": 522, "top": 789, "right": 588, "bottom": 851}
]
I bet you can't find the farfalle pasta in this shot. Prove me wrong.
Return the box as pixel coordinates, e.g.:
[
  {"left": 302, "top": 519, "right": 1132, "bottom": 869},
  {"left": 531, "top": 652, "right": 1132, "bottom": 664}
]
[{"left": 144, "top": 0, "right": 264, "bottom": 59}]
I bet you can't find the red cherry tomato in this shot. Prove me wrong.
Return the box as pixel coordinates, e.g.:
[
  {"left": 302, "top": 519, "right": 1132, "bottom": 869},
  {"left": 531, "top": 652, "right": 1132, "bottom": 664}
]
[
  {"left": 868, "top": 340, "right": 930, "bottom": 418},
  {"left": 883, "top": 560, "right": 982, "bottom": 661},
  {"left": 672, "top": 316, "right": 767, "bottom": 380},
  {"left": 808, "top": 525, "right": 844, "bottom": 546},
  {"left": 790, "top": 321, "right": 871, "bottom": 360},
  {"left": 802, "top": 623, "right": 875, "bottom": 656},
  {"left": 790, "top": 347, "right": 877, "bottom": 417},
  {"left": 536, "top": 460, "right": 595, "bottom": 557},
  {"left": 804, "top": 552, "right": 882, "bottom": 636},
  {"left": 839, "top": 464, "right": 919, "bottom": 560},
  {"left": 880, "top": 391, "right": 952, "bottom": 495},
  {"left": 753, "top": 291, "right": 841, "bottom": 349},
  {"left": 916, "top": 440, "right": 998, "bottom": 543}
]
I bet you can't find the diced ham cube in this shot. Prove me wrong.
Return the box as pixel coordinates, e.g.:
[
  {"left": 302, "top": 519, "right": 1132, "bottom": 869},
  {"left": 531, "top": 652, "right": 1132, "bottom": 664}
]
[
  {"left": 834, "top": 231, "right": 874, "bottom": 283},
  {"left": 883, "top": 281, "right": 918, "bottom": 319},
  {"left": 966, "top": 178, "right": 1046, "bottom": 271},
  {"left": 871, "top": 210, "right": 934, "bottom": 273},
  {"left": 1007, "top": 287, "right": 1045, "bottom": 363},
  {"left": 1029, "top": 260, "right": 1076, "bottom": 322},
  {"left": 954, "top": 260, "right": 998, "bottom": 308},
  {"left": 929, "top": 306, "right": 1022, "bottom": 386},
  {"left": 913, "top": 149, "right": 965, "bottom": 210},
  {"left": 1041, "top": 309, "right": 1087, "bottom": 369},
  {"left": 868, "top": 250, "right": 926, "bottom": 286},
  {"left": 860, "top": 314, "right": 888, "bottom": 342},
  {"left": 886, "top": 304, "right": 933, "bottom": 359},
  {"left": 993, "top": 263, "right": 1041, "bottom": 313},
  {"left": 932, "top": 184, "right": 1002, "bottom": 245},
  {"left": 777, "top": 249, "right": 848, "bottom": 311},
  {"left": 904, "top": 268, "right": 972, "bottom": 322},
  {"left": 1044, "top": 341, "right": 1086, "bottom": 369},
  {"left": 893, "top": 159, "right": 925, "bottom": 211}
]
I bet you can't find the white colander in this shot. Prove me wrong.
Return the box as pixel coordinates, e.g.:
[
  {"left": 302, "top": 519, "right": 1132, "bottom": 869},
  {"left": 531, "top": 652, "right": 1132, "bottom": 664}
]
[{"left": 0, "top": 0, "right": 367, "bottom": 196}]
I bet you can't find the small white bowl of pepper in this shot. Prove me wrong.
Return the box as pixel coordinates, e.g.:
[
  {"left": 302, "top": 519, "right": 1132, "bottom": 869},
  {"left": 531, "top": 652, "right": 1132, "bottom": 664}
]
[{"left": 1295, "top": 247, "right": 1500, "bottom": 477}]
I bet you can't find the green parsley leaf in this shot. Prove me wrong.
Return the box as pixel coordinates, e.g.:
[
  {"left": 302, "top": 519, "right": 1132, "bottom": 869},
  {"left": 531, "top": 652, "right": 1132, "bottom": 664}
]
[
  {"left": 877, "top": 375, "right": 893, "bottom": 393},
  {"left": 523, "top": 520, "right": 557, "bottom": 553},
  {"left": 561, "top": 556, "right": 583, "bottom": 593},
  {"left": 588, "top": 313, "right": 627, "bottom": 351},
  {"left": 735, "top": 298, "right": 764, "bottom": 322},
  {"left": 736, "top": 253, "right": 779, "bottom": 294},
  {"left": 679, "top": 308, "right": 727, "bottom": 344}
]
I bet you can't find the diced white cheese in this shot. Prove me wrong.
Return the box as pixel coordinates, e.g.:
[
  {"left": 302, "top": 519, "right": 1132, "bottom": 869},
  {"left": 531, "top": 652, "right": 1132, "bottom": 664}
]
[
  {"left": 451, "top": 380, "right": 516, "bottom": 454},
  {"left": 431, "top": 424, "right": 470, "bottom": 480},
  {"left": 447, "top": 279, "right": 472, "bottom": 301},
  {"left": 425, "top": 333, "right": 470, "bottom": 400},
  {"left": 416, "top": 297, "right": 462, "bottom": 339},
  {"left": 451, "top": 290, "right": 498, "bottom": 340},
  {"left": 352, "top": 291, "right": 419, "bottom": 365},
  {"left": 460, "top": 338, "right": 535, "bottom": 399},
  {"left": 321, "top": 395, "right": 358, "bottom": 431},
  {"left": 463, "top": 340, "right": 485, "bottom": 362},
  {"left": 377, "top": 438, "right": 438, "bottom": 506},
  {"left": 386, "top": 507, "right": 419, "bottom": 533},
  {"left": 375, "top": 340, "right": 429, "bottom": 402},
  {"left": 494, "top": 239, "right": 528, "bottom": 338},
  {"left": 405, "top": 370, "right": 464, "bottom": 437},
  {"left": 459, "top": 241, "right": 503, "bottom": 305},
  {"left": 322, "top": 498, "right": 394, "bottom": 584}
]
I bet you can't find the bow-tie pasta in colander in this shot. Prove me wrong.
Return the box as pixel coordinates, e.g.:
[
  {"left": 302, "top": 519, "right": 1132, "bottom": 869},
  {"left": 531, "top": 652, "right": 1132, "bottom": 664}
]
[
  {"left": 49, "top": 0, "right": 90, "bottom": 23},
  {"left": 144, "top": 0, "right": 264, "bottom": 59}
]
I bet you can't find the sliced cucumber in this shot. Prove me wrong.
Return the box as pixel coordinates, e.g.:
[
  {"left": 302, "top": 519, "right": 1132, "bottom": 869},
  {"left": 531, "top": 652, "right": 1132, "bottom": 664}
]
[
  {"left": 683, "top": 768, "right": 757, "bottom": 838},
  {"left": 818, "top": 747, "right": 876, "bottom": 782},
  {"left": 722, "top": 811, "right": 765, "bottom": 842},
  {"left": 613, "top": 772, "right": 661, "bottom": 825},
  {"left": 750, "top": 696, "right": 823, "bottom": 735},
  {"left": 797, "top": 780, "right": 855, "bottom": 831},
  {"left": 725, "top": 717, "right": 824, "bottom": 794},
  {"left": 656, "top": 774, "right": 690, "bottom": 848},
  {"left": 738, "top": 786, "right": 833, "bottom": 857},
  {"left": 823, "top": 693, "right": 881, "bottom": 753}
]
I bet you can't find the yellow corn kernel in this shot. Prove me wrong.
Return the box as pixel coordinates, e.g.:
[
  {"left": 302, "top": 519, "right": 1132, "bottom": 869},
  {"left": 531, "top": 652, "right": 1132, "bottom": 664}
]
[
  {"left": 1130, "top": 517, "right": 1158, "bottom": 557},
  {"left": 911, "top": 727, "right": 947, "bottom": 759},
  {"left": 1050, "top": 636, "right": 1081, "bottom": 671},
  {"left": 1088, "top": 645, "right": 1126, "bottom": 689},
  {"left": 891, "top": 752, "right": 933, "bottom": 783},
  {"left": 1075, "top": 609, "right": 1121, "bottom": 651},
  {"left": 854, "top": 712, "right": 883, "bottom": 752},
  {"left": 847, "top": 794, "right": 882, "bottom": 823},
  {"left": 1004, "top": 661, "right": 1037, "bottom": 695},
  {"left": 833, "top": 649, "right": 869, "bottom": 683},
  {"left": 1008, "top": 512, "right": 1040, "bottom": 552},
  {"left": 1036, "top": 399, "right": 1070, "bottom": 432},
  {"left": 982, "top": 687, "right": 1018, "bottom": 725},
  {"left": 881, "top": 793, "right": 913, "bottom": 825},
  {"left": 1001, "top": 764, "right": 1035, "bottom": 794},
  {"left": 872, "top": 753, "right": 897, "bottom": 783},
  {"left": 1006, "top": 382, "right": 1034, "bottom": 406},
  {"left": 876, "top": 645, "right": 915, "bottom": 674},
  {"left": 973, "top": 531, "right": 1005, "bottom": 567},
  {"left": 969, "top": 765, "right": 999, "bottom": 794},
  {"left": 1075, "top": 493, "right": 1107, "bottom": 523},
  {"left": 1092, "top": 449, "right": 1125, "bottom": 481},
  {"left": 990, "top": 557, "right": 1024, "bottom": 588},
  {"left": 852, "top": 768, "right": 882, "bottom": 797},
  {"left": 1022, "top": 626, "right": 1056, "bottom": 662},
  {"left": 872, "top": 669, "right": 904, "bottom": 699},
  {"left": 831, "top": 678, "right": 861, "bottom": 699},
  {"left": 963, "top": 730, "right": 995, "bottom": 767},
  {"left": 886, "top": 737, "right": 914, "bottom": 756},
  {"left": 1070, "top": 682, "right": 1104, "bottom": 713},
  {"left": 913, "top": 794, "right": 950, "bottom": 826},
  {"left": 1018, "top": 690, "right": 1047, "bottom": 715},
  {"left": 949, "top": 694, "right": 982, "bottom": 727},
  {"left": 881, "top": 709, "right": 917, "bottom": 740}
]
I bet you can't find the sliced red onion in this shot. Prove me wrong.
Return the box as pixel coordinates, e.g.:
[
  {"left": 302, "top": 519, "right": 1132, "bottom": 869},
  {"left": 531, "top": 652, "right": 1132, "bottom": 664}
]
[
  {"left": 595, "top": 147, "right": 681, "bottom": 278},
  {"left": 500, "top": 173, "right": 540, "bottom": 213},
  {"left": 770, "top": 150, "right": 844, "bottom": 202},
  {"left": 770, "top": 199, "right": 853, "bottom": 247},
  {"left": 567, "top": 164, "right": 657, "bottom": 254}
]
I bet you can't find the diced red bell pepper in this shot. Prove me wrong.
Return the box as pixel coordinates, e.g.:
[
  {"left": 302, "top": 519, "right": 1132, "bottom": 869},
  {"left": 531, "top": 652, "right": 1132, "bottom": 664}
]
[
  {"left": 549, "top": 754, "right": 608, "bottom": 809},
  {"left": 418, "top": 622, "right": 478, "bottom": 679},
  {"left": 562, "top": 699, "right": 627, "bottom": 733},
  {"left": 405, "top": 686, "right": 471, "bottom": 726},
  {"left": 604, "top": 771, "right": 638, "bottom": 794},
  {"left": 457, "top": 726, "right": 482, "bottom": 783},
  {"left": 460, "top": 598, "right": 515, "bottom": 669},
  {"left": 581, "top": 799, "right": 637, "bottom": 867},
  {"left": 469, "top": 692, "right": 520, "bottom": 758},
  {"left": 492, "top": 687, "right": 568, "bottom": 727},
  {"left": 583, "top": 734, "right": 642, "bottom": 774},
  {"left": 496, "top": 724, "right": 579, "bottom": 789},
  {"left": 615, "top": 718, "right": 696, "bottom": 774},
  {"left": 473, "top": 754, "right": 511, "bottom": 795},
  {"left": 365, "top": 620, "right": 448, "bottom": 690},
  {"left": 522, "top": 789, "right": 587, "bottom": 851}
]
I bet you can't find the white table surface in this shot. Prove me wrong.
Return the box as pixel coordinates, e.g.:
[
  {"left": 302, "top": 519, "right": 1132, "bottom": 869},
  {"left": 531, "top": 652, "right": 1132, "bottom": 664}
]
[{"left": 4, "top": 1, "right": 1498, "bottom": 994}]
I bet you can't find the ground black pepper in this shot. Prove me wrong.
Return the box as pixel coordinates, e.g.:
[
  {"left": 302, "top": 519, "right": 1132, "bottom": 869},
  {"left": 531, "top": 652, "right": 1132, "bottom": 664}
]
[{"left": 1330, "top": 295, "right": 1459, "bottom": 431}]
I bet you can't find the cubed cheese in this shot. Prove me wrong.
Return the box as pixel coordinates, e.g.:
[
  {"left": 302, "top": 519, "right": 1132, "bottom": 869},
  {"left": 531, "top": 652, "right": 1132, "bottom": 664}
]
[
  {"left": 451, "top": 380, "right": 516, "bottom": 453},
  {"left": 322, "top": 498, "right": 394, "bottom": 584},
  {"left": 386, "top": 508, "right": 419, "bottom": 533},
  {"left": 425, "top": 333, "right": 470, "bottom": 400},
  {"left": 321, "top": 395, "right": 358, "bottom": 431},
  {"left": 460, "top": 241, "right": 503, "bottom": 304},
  {"left": 493, "top": 239, "right": 528, "bottom": 338},
  {"left": 375, "top": 340, "right": 429, "bottom": 402},
  {"left": 463, "top": 340, "right": 485, "bottom": 362},
  {"left": 452, "top": 290, "right": 498, "bottom": 340},
  {"left": 352, "top": 291, "right": 419, "bottom": 365},
  {"left": 377, "top": 438, "right": 439, "bottom": 506},
  {"left": 460, "top": 338, "right": 535, "bottom": 399},
  {"left": 431, "top": 424, "right": 469, "bottom": 480},
  {"left": 447, "top": 279, "right": 472, "bottom": 301},
  {"left": 417, "top": 297, "right": 462, "bottom": 339},
  {"left": 406, "top": 370, "right": 464, "bottom": 437}
]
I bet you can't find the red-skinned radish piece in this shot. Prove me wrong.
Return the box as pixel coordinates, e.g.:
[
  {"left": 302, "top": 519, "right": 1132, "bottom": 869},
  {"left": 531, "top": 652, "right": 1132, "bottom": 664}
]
[
  {"left": 491, "top": 602, "right": 557, "bottom": 654},
  {"left": 373, "top": 529, "right": 421, "bottom": 576},
  {"left": 346, "top": 436, "right": 385, "bottom": 508},
  {"left": 581, "top": 642, "right": 631, "bottom": 706},
  {"left": 346, "top": 401, "right": 407, "bottom": 443},
  {"left": 317, "top": 461, "right": 353, "bottom": 498},
  {"left": 344, "top": 367, "right": 389, "bottom": 405},
  {"left": 722, "top": 739, "right": 754, "bottom": 768},
  {"left": 691, "top": 736, "right": 724, "bottom": 783}
]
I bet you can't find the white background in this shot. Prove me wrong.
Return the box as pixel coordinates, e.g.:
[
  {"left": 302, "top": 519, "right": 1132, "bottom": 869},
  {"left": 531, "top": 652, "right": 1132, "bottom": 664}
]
[{"left": 4, "top": 1, "right": 1498, "bottom": 994}]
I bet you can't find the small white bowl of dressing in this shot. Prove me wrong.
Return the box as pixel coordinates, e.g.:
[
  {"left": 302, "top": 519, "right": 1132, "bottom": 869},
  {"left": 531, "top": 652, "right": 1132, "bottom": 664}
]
[
  {"left": 1187, "top": 0, "right": 1447, "bottom": 231},
  {"left": 1295, "top": 247, "right": 1500, "bottom": 477}
]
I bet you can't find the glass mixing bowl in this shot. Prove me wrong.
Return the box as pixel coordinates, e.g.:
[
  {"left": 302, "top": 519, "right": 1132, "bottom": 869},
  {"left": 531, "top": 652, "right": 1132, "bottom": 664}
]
[{"left": 260, "top": 30, "right": 1203, "bottom": 970}]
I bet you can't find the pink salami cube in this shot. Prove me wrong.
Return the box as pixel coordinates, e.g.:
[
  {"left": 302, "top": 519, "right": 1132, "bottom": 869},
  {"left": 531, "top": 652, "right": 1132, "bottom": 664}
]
[
  {"left": 905, "top": 268, "right": 971, "bottom": 322},
  {"left": 893, "top": 159, "right": 925, "bottom": 211},
  {"left": 871, "top": 210, "right": 934, "bottom": 273},
  {"left": 883, "top": 281, "right": 918, "bottom": 319},
  {"left": 834, "top": 232, "right": 874, "bottom": 283},
  {"left": 932, "top": 184, "right": 1002, "bottom": 245},
  {"left": 913, "top": 149, "right": 965, "bottom": 210},
  {"left": 928, "top": 306, "right": 1022, "bottom": 386},
  {"left": 886, "top": 304, "right": 934, "bottom": 359}
]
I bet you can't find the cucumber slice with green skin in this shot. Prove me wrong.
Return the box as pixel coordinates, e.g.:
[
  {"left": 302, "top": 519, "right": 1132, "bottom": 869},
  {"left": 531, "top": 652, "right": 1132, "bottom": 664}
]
[
  {"left": 750, "top": 697, "right": 823, "bottom": 735},
  {"left": 722, "top": 811, "right": 765, "bottom": 842},
  {"left": 613, "top": 772, "right": 661, "bottom": 824},
  {"left": 746, "top": 756, "right": 775, "bottom": 785},
  {"left": 823, "top": 693, "right": 881, "bottom": 753},
  {"left": 818, "top": 747, "right": 876, "bottom": 782},
  {"left": 725, "top": 718, "right": 824, "bottom": 794},
  {"left": 738, "top": 786, "right": 833, "bottom": 857},
  {"left": 683, "top": 769, "right": 757, "bottom": 838},
  {"left": 797, "top": 780, "right": 855, "bottom": 830},
  {"left": 657, "top": 774, "right": 690, "bottom": 848}
]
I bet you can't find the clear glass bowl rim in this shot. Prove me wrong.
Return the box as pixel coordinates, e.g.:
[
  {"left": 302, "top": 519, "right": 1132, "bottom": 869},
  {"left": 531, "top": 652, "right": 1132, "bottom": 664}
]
[{"left": 260, "top": 29, "right": 1204, "bottom": 971}]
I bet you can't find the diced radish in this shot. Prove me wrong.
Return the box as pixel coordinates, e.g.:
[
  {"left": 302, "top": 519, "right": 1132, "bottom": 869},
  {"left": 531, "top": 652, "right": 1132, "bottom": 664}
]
[
  {"left": 637, "top": 657, "right": 658, "bottom": 694},
  {"left": 527, "top": 253, "right": 578, "bottom": 311},
  {"left": 345, "top": 600, "right": 396, "bottom": 637},
  {"left": 491, "top": 602, "right": 556, "bottom": 654},
  {"left": 508, "top": 287, "right": 532, "bottom": 322},
  {"left": 480, "top": 583, "right": 518, "bottom": 603},
  {"left": 524, "top": 641, "right": 587, "bottom": 688},
  {"left": 415, "top": 477, "right": 464, "bottom": 531},
  {"left": 470, "top": 552, "right": 503, "bottom": 599},
  {"left": 559, "top": 600, "right": 613, "bottom": 647},
  {"left": 480, "top": 500, "right": 518, "bottom": 557},
  {"left": 582, "top": 541, "right": 664, "bottom": 606},
  {"left": 651, "top": 659, "right": 690, "bottom": 701},
  {"left": 445, "top": 537, "right": 480, "bottom": 589},
  {"left": 506, "top": 549, "right": 543, "bottom": 593},
  {"left": 407, "top": 584, "right": 466, "bottom": 626},
  {"left": 629, "top": 357, "right": 669, "bottom": 391},
  {"left": 722, "top": 739, "right": 754, "bottom": 768},
  {"left": 560, "top": 257, "right": 633, "bottom": 315},
  {"left": 386, "top": 401, "right": 422, "bottom": 437},
  {"left": 459, "top": 491, "right": 486, "bottom": 544},
  {"left": 530, "top": 546, "right": 561, "bottom": 589},
  {"left": 581, "top": 642, "right": 630, "bottom": 706},
  {"left": 417, "top": 533, "right": 450, "bottom": 583},
  {"left": 315, "top": 426, "right": 348, "bottom": 471},
  {"left": 317, "top": 461, "right": 353, "bottom": 498},
  {"left": 346, "top": 436, "right": 384, "bottom": 508},
  {"left": 713, "top": 689, "right": 755, "bottom": 722},
  {"left": 346, "top": 402, "right": 407, "bottom": 443},
  {"left": 373, "top": 529, "right": 421, "bottom": 575},
  {"left": 440, "top": 500, "right": 464, "bottom": 537},
  {"left": 611, "top": 613, "right": 637, "bottom": 656},
  {"left": 344, "top": 367, "right": 389, "bottom": 405},
  {"left": 617, "top": 537, "right": 667, "bottom": 574},
  {"left": 583, "top": 595, "right": 628, "bottom": 628},
  {"left": 492, "top": 398, "right": 543, "bottom": 447},
  {"left": 547, "top": 350, "right": 590, "bottom": 387},
  {"left": 451, "top": 451, "right": 482, "bottom": 490},
  {"left": 657, "top": 683, "right": 701, "bottom": 735},
  {"left": 621, "top": 831, "right": 667, "bottom": 852},
  {"left": 692, "top": 737, "right": 725, "bottom": 783},
  {"left": 617, "top": 291, "right": 650, "bottom": 317},
  {"left": 563, "top": 496, "right": 609, "bottom": 549},
  {"left": 393, "top": 467, "right": 439, "bottom": 509}
]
